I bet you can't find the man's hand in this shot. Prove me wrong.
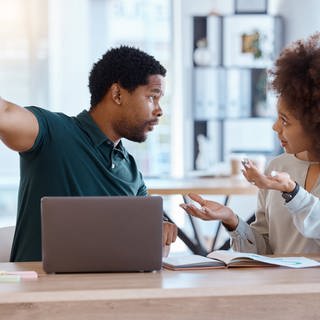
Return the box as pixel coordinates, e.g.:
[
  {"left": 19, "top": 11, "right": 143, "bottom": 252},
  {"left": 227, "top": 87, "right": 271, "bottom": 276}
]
[{"left": 163, "top": 221, "right": 177, "bottom": 246}]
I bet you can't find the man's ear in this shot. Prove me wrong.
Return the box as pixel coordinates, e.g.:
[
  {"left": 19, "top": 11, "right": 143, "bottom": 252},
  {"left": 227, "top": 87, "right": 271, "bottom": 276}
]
[{"left": 111, "top": 84, "right": 121, "bottom": 105}]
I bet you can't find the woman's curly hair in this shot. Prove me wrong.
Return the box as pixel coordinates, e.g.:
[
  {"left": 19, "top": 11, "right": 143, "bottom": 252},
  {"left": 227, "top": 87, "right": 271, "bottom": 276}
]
[
  {"left": 89, "top": 46, "right": 166, "bottom": 108},
  {"left": 270, "top": 32, "right": 320, "bottom": 158}
]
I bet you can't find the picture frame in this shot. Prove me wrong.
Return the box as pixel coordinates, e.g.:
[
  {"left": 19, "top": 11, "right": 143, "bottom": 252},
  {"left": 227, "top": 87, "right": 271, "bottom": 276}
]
[
  {"left": 235, "top": 0, "right": 268, "bottom": 14},
  {"left": 223, "top": 15, "right": 280, "bottom": 68}
]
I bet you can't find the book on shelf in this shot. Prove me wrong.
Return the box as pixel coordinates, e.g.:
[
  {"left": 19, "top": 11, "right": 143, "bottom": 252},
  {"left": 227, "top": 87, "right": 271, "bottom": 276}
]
[{"left": 162, "top": 250, "right": 320, "bottom": 271}]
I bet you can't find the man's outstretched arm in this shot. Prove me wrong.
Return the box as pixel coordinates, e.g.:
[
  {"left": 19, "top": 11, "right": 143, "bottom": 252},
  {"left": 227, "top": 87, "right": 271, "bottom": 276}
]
[{"left": 0, "top": 97, "right": 39, "bottom": 152}]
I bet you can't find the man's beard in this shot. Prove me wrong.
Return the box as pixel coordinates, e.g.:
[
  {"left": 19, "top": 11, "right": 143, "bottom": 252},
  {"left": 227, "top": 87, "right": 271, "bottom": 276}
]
[{"left": 116, "top": 121, "right": 150, "bottom": 143}]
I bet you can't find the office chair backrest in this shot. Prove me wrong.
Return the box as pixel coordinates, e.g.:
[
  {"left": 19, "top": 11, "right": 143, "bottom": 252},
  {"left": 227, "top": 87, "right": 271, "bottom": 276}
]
[{"left": 0, "top": 226, "right": 15, "bottom": 262}]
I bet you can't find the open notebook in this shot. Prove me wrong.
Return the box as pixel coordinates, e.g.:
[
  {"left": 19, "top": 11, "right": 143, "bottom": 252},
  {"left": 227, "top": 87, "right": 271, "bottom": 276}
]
[
  {"left": 163, "top": 250, "right": 320, "bottom": 270},
  {"left": 41, "top": 196, "right": 163, "bottom": 273}
]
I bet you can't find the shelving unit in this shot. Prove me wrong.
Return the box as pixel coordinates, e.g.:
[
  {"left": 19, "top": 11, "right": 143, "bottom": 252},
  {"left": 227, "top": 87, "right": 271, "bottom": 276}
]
[{"left": 191, "top": 13, "right": 283, "bottom": 170}]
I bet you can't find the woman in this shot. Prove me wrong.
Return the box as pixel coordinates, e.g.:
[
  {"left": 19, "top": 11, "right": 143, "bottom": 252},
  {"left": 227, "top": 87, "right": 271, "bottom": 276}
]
[{"left": 180, "top": 33, "right": 320, "bottom": 254}]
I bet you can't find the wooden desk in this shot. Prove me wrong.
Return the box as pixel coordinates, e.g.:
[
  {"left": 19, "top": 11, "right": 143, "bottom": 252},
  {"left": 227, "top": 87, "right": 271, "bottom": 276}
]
[
  {"left": 145, "top": 176, "right": 257, "bottom": 196},
  {"left": 0, "top": 261, "right": 319, "bottom": 320}
]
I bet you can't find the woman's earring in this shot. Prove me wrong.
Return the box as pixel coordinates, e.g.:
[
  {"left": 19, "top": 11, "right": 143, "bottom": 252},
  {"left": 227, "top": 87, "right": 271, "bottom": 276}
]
[{"left": 113, "top": 94, "right": 121, "bottom": 105}]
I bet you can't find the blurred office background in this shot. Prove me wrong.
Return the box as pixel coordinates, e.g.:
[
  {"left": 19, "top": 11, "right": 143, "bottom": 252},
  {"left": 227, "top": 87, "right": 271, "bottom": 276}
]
[{"left": 1, "top": 0, "right": 320, "bottom": 251}]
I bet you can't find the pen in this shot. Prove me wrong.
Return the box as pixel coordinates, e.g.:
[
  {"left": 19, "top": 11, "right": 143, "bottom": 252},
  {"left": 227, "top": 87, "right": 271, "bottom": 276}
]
[
  {"left": 0, "top": 270, "right": 38, "bottom": 279},
  {"left": 0, "top": 275, "right": 20, "bottom": 282}
]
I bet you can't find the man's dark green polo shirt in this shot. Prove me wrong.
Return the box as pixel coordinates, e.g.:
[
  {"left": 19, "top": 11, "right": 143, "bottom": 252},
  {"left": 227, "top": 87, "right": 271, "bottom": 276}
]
[{"left": 11, "top": 107, "right": 147, "bottom": 262}]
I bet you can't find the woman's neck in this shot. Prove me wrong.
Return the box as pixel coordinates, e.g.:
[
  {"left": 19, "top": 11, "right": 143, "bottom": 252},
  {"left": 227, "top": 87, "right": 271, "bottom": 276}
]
[{"left": 295, "top": 151, "right": 320, "bottom": 162}]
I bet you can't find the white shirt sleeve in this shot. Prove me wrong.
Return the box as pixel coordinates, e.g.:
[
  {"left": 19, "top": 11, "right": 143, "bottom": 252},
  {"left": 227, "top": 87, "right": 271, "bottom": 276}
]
[
  {"left": 227, "top": 189, "right": 273, "bottom": 254},
  {"left": 286, "top": 187, "right": 320, "bottom": 239}
]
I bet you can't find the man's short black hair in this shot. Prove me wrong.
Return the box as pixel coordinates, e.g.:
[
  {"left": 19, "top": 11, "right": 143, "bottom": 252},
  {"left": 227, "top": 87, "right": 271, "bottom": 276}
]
[{"left": 88, "top": 46, "right": 167, "bottom": 107}]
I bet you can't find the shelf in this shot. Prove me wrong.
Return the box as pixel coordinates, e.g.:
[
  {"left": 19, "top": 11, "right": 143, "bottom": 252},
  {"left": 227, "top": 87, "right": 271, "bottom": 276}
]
[{"left": 191, "top": 14, "right": 282, "bottom": 170}]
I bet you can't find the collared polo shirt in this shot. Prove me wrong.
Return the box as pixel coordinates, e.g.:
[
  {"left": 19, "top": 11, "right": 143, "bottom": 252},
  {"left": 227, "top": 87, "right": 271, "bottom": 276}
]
[{"left": 11, "top": 107, "right": 147, "bottom": 262}]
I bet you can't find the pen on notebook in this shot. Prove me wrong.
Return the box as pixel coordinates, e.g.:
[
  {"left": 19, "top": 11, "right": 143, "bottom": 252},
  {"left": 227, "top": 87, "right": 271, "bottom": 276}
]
[{"left": 0, "top": 270, "right": 38, "bottom": 279}]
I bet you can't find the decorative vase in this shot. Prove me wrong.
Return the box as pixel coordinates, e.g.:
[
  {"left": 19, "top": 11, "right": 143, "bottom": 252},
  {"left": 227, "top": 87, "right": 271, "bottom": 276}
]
[{"left": 193, "top": 38, "right": 212, "bottom": 66}]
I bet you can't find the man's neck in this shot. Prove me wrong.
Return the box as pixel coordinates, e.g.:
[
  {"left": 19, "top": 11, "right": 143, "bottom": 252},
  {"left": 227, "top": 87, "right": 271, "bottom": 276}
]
[{"left": 89, "top": 104, "right": 121, "bottom": 145}]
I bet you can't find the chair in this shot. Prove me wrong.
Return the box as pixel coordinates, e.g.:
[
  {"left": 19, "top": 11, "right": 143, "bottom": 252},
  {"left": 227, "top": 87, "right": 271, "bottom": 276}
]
[{"left": 0, "top": 226, "right": 15, "bottom": 262}]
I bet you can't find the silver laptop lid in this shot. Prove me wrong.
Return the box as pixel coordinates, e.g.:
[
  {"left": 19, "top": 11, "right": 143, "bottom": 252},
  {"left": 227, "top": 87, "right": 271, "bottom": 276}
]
[{"left": 41, "top": 196, "right": 163, "bottom": 273}]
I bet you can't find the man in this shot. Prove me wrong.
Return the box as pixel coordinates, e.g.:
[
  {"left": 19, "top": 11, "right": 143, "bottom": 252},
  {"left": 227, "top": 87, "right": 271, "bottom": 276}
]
[{"left": 0, "top": 46, "right": 177, "bottom": 262}]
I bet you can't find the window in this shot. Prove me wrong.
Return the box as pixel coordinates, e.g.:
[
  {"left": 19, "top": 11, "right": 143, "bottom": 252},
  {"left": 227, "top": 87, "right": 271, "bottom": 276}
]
[
  {"left": 0, "top": 0, "right": 175, "bottom": 225},
  {"left": 102, "top": 0, "right": 173, "bottom": 176},
  {"left": 0, "top": 0, "right": 48, "bottom": 226}
]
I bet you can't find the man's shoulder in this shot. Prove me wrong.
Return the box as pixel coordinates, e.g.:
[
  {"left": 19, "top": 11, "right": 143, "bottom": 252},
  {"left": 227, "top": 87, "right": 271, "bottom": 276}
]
[
  {"left": 26, "top": 106, "right": 69, "bottom": 119},
  {"left": 26, "top": 106, "right": 76, "bottom": 130}
]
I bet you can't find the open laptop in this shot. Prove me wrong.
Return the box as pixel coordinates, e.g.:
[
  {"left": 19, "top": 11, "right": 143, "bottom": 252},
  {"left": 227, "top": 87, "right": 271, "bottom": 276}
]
[{"left": 41, "top": 196, "right": 163, "bottom": 273}]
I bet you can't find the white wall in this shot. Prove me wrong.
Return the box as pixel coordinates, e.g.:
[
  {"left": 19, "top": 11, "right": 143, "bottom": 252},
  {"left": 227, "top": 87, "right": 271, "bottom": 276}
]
[{"left": 270, "top": 0, "right": 320, "bottom": 45}]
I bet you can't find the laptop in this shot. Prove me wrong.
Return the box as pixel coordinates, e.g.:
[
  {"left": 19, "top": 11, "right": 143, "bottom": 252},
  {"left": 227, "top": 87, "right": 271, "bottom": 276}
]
[{"left": 41, "top": 196, "right": 163, "bottom": 273}]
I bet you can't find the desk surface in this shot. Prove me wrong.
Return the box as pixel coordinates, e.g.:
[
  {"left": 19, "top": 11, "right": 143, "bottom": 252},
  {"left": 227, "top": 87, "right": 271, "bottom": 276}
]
[
  {"left": 1, "top": 261, "right": 319, "bottom": 320},
  {"left": 145, "top": 176, "right": 257, "bottom": 195}
]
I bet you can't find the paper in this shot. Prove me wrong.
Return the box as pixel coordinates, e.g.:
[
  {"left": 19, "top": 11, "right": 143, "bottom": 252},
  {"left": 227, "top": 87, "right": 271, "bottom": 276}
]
[
  {"left": 207, "top": 251, "right": 320, "bottom": 268},
  {"left": 241, "top": 254, "right": 320, "bottom": 269}
]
